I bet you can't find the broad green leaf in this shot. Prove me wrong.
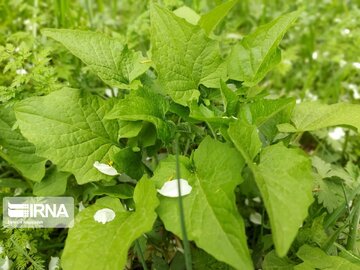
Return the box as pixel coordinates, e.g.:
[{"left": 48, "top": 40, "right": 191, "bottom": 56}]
[
  {"left": 106, "top": 88, "right": 174, "bottom": 143},
  {"left": 61, "top": 179, "right": 159, "bottom": 270},
  {"left": 0, "top": 105, "right": 46, "bottom": 182},
  {"left": 198, "top": 0, "right": 238, "bottom": 35},
  {"left": 83, "top": 183, "right": 134, "bottom": 201},
  {"left": 112, "top": 147, "right": 143, "bottom": 180},
  {"left": 277, "top": 102, "right": 360, "bottom": 133},
  {"left": 0, "top": 178, "right": 29, "bottom": 189},
  {"left": 228, "top": 11, "right": 300, "bottom": 86},
  {"left": 42, "top": 29, "right": 150, "bottom": 89},
  {"left": 150, "top": 4, "right": 226, "bottom": 106},
  {"left": 152, "top": 137, "right": 253, "bottom": 269},
  {"left": 220, "top": 80, "right": 239, "bottom": 115},
  {"left": 118, "top": 121, "right": 143, "bottom": 138},
  {"left": 189, "top": 102, "right": 233, "bottom": 124},
  {"left": 263, "top": 250, "right": 295, "bottom": 270},
  {"left": 239, "top": 98, "right": 295, "bottom": 141},
  {"left": 14, "top": 88, "right": 120, "bottom": 184},
  {"left": 255, "top": 144, "right": 313, "bottom": 256},
  {"left": 295, "top": 245, "right": 360, "bottom": 270},
  {"left": 33, "top": 166, "right": 69, "bottom": 196},
  {"left": 228, "top": 119, "right": 262, "bottom": 161}
]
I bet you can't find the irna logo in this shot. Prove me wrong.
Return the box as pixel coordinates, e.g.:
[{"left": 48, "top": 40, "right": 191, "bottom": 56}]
[
  {"left": 3, "top": 197, "right": 74, "bottom": 228},
  {"left": 7, "top": 202, "right": 69, "bottom": 218}
]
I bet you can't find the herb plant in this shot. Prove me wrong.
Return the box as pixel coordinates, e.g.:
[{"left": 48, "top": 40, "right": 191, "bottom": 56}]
[{"left": 1, "top": 1, "right": 360, "bottom": 269}]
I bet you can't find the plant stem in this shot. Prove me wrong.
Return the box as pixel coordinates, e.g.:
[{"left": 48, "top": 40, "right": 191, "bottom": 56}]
[
  {"left": 346, "top": 195, "right": 360, "bottom": 251},
  {"left": 135, "top": 239, "right": 148, "bottom": 270},
  {"left": 175, "top": 136, "right": 192, "bottom": 270}
]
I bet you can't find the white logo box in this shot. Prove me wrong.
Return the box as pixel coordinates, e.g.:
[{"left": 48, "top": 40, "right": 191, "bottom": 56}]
[{"left": 3, "top": 197, "right": 74, "bottom": 228}]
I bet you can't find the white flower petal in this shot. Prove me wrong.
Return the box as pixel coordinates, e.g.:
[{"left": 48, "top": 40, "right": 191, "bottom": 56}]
[
  {"left": 78, "top": 201, "right": 85, "bottom": 212},
  {"left": 328, "top": 127, "right": 345, "bottom": 140},
  {"left": 16, "top": 68, "right": 27, "bottom": 75},
  {"left": 312, "top": 51, "right": 318, "bottom": 60},
  {"left": 48, "top": 256, "right": 60, "bottom": 270},
  {"left": 93, "top": 208, "right": 116, "bottom": 224},
  {"left": 352, "top": 62, "right": 360, "bottom": 70},
  {"left": 157, "top": 179, "right": 192, "bottom": 197},
  {"left": 250, "top": 212, "right": 262, "bottom": 225},
  {"left": 93, "top": 161, "right": 119, "bottom": 176},
  {"left": 1, "top": 256, "right": 11, "bottom": 270},
  {"left": 341, "top": 28, "right": 350, "bottom": 36}
]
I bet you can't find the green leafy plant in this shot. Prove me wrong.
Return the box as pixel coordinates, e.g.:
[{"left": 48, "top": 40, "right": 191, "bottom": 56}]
[{"left": 1, "top": 1, "right": 360, "bottom": 269}]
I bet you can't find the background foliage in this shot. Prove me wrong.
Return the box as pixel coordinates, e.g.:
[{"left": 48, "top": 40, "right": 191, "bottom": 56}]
[{"left": 0, "top": 0, "right": 360, "bottom": 269}]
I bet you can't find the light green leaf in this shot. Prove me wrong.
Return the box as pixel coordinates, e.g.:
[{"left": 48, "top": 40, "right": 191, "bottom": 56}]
[
  {"left": 33, "top": 166, "right": 70, "bottom": 196},
  {"left": 0, "top": 105, "right": 46, "bottom": 182},
  {"left": 173, "top": 6, "right": 200, "bottom": 25},
  {"left": 228, "top": 11, "right": 300, "bottom": 86},
  {"left": 263, "top": 250, "right": 295, "bottom": 270},
  {"left": 150, "top": 4, "right": 226, "bottom": 106},
  {"left": 228, "top": 119, "right": 262, "bottom": 161},
  {"left": 295, "top": 245, "right": 360, "bottom": 270},
  {"left": 277, "top": 102, "right": 360, "bottom": 133},
  {"left": 106, "top": 88, "right": 174, "bottom": 143},
  {"left": 220, "top": 80, "right": 238, "bottom": 115},
  {"left": 61, "top": 179, "right": 159, "bottom": 270},
  {"left": 42, "top": 29, "right": 150, "bottom": 89},
  {"left": 199, "top": 0, "right": 238, "bottom": 35},
  {"left": 254, "top": 144, "right": 313, "bottom": 256},
  {"left": 152, "top": 137, "right": 253, "bottom": 269},
  {"left": 14, "top": 88, "right": 120, "bottom": 184},
  {"left": 239, "top": 98, "right": 295, "bottom": 141},
  {"left": 112, "top": 147, "right": 143, "bottom": 180}
]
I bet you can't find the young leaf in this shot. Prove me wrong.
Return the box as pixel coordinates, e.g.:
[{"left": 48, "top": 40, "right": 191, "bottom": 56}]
[
  {"left": 150, "top": 4, "right": 226, "bottom": 106},
  {"left": 61, "top": 179, "right": 159, "bottom": 270},
  {"left": 152, "top": 137, "right": 253, "bottom": 270},
  {"left": 228, "top": 11, "right": 300, "bottom": 86},
  {"left": 220, "top": 80, "right": 239, "bottom": 115},
  {"left": 33, "top": 166, "right": 70, "bottom": 196},
  {"left": 239, "top": 98, "right": 295, "bottom": 141},
  {"left": 105, "top": 88, "right": 174, "bottom": 143},
  {"left": 255, "top": 144, "right": 313, "bottom": 256},
  {"left": 14, "top": 88, "right": 120, "bottom": 184},
  {"left": 277, "top": 102, "right": 360, "bottom": 133},
  {"left": 228, "top": 119, "right": 262, "bottom": 161},
  {"left": 296, "top": 245, "right": 360, "bottom": 270},
  {"left": 198, "top": 0, "right": 238, "bottom": 35},
  {"left": 0, "top": 105, "right": 46, "bottom": 182},
  {"left": 42, "top": 29, "right": 150, "bottom": 89}
]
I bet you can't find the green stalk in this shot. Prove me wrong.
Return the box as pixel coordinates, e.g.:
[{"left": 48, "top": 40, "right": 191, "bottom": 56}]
[
  {"left": 346, "top": 195, "right": 360, "bottom": 251},
  {"left": 135, "top": 239, "right": 148, "bottom": 270},
  {"left": 175, "top": 136, "right": 192, "bottom": 270}
]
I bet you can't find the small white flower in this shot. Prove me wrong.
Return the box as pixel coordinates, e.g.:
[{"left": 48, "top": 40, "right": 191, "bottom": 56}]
[
  {"left": 312, "top": 51, "right": 318, "bottom": 60},
  {"left": 250, "top": 212, "right": 262, "bottom": 225},
  {"left": 328, "top": 127, "right": 345, "bottom": 140},
  {"left": 14, "top": 47, "right": 20, "bottom": 53},
  {"left": 104, "top": 88, "right": 119, "bottom": 97},
  {"left": 16, "top": 68, "right": 27, "bottom": 75},
  {"left": 93, "top": 208, "right": 116, "bottom": 224},
  {"left": 352, "top": 62, "right": 360, "bottom": 69},
  {"left": 341, "top": 28, "right": 350, "bottom": 36},
  {"left": 48, "top": 256, "right": 60, "bottom": 270},
  {"left": 296, "top": 98, "right": 302, "bottom": 104},
  {"left": 78, "top": 201, "right": 85, "bottom": 212},
  {"left": 306, "top": 92, "right": 318, "bottom": 101},
  {"left": 157, "top": 179, "right": 192, "bottom": 197},
  {"left": 93, "top": 161, "right": 119, "bottom": 176},
  {"left": 1, "top": 256, "right": 11, "bottom": 270},
  {"left": 339, "top": 60, "right": 347, "bottom": 68},
  {"left": 353, "top": 89, "right": 360, "bottom": 99}
]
